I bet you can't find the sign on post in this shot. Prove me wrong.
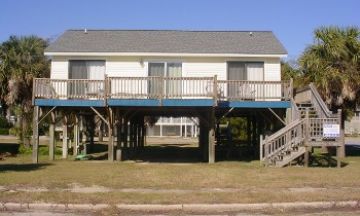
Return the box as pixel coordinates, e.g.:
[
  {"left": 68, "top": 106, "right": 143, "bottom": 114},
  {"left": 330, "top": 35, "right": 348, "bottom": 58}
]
[{"left": 323, "top": 124, "right": 340, "bottom": 138}]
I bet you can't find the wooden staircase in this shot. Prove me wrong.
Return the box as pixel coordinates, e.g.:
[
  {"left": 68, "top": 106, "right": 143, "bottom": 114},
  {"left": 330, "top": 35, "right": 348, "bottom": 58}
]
[{"left": 260, "top": 84, "right": 343, "bottom": 167}]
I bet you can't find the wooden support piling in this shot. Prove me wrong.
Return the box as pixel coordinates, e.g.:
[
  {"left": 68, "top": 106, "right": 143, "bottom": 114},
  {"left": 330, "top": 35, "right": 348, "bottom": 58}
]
[
  {"left": 116, "top": 110, "right": 122, "bottom": 161},
  {"left": 49, "top": 111, "right": 56, "bottom": 161},
  {"left": 32, "top": 106, "right": 39, "bottom": 164},
  {"left": 62, "top": 114, "right": 68, "bottom": 159},
  {"left": 73, "top": 114, "right": 80, "bottom": 156},
  {"left": 208, "top": 108, "right": 215, "bottom": 164},
  {"left": 108, "top": 108, "right": 114, "bottom": 161}
]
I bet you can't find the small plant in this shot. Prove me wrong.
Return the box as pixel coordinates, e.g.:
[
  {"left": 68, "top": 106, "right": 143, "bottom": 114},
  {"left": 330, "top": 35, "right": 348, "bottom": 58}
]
[{"left": 8, "top": 127, "right": 20, "bottom": 136}]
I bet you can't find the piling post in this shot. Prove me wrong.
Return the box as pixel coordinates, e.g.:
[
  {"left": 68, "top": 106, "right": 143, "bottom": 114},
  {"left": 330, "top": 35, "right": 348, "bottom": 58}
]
[
  {"left": 49, "top": 111, "right": 56, "bottom": 161},
  {"left": 32, "top": 106, "right": 39, "bottom": 164}
]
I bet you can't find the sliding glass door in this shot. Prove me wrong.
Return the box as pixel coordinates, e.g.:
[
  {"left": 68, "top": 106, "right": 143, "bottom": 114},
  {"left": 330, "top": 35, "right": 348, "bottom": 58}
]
[
  {"left": 227, "top": 62, "right": 264, "bottom": 99},
  {"left": 166, "top": 63, "right": 182, "bottom": 97},
  {"left": 227, "top": 62, "right": 246, "bottom": 99},
  {"left": 148, "top": 62, "right": 182, "bottom": 98},
  {"left": 148, "top": 63, "right": 164, "bottom": 97},
  {"left": 68, "top": 60, "right": 105, "bottom": 98}
]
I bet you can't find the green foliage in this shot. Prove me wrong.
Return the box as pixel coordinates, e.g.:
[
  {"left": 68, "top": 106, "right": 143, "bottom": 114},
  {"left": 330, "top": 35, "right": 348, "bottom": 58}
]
[
  {"left": 0, "top": 128, "right": 9, "bottom": 135},
  {"left": 0, "top": 35, "right": 49, "bottom": 144},
  {"left": 220, "top": 117, "right": 248, "bottom": 140},
  {"left": 299, "top": 26, "right": 360, "bottom": 116},
  {"left": 281, "top": 60, "right": 303, "bottom": 88},
  {"left": 8, "top": 127, "right": 20, "bottom": 136},
  {"left": 19, "top": 145, "right": 62, "bottom": 156}
]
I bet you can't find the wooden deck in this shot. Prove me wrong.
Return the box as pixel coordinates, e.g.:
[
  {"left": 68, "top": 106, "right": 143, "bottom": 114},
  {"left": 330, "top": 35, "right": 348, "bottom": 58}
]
[{"left": 33, "top": 77, "right": 292, "bottom": 107}]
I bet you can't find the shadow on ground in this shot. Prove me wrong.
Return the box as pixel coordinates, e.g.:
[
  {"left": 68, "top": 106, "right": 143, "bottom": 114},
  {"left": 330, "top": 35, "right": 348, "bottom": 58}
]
[
  {"left": 0, "top": 163, "right": 51, "bottom": 172},
  {"left": 82, "top": 142, "right": 259, "bottom": 163},
  {"left": 122, "top": 145, "right": 203, "bottom": 163},
  {"left": 310, "top": 153, "right": 348, "bottom": 168},
  {"left": 0, "top": 143, "right": 20, "bottom": 155},
  {"left": 346, "top": 144, "right": 360, "bottom": 156}
]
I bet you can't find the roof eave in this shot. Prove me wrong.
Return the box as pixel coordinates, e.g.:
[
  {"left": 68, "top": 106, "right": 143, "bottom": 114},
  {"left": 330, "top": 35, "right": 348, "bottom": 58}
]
[{"left": 44, "top": 52, "right": 287, "bottom": 58}]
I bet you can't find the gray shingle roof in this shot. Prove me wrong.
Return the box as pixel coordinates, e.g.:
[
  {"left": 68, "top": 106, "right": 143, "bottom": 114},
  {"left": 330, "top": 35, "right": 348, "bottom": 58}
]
[{"left": 45, "top": 30, "right": 287, "bottom": 55}]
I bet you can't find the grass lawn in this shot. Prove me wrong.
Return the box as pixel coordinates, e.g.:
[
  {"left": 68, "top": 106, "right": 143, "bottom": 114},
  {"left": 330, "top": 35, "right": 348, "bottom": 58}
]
[{"left": 1, "top": 152, "right": 360, "bottom": 205}]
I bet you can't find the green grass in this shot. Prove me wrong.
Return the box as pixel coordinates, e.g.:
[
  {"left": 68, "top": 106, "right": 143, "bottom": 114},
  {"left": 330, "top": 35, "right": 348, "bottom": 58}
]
[{"left": 1, "top": 154, "right": 360, "bottom": 204}]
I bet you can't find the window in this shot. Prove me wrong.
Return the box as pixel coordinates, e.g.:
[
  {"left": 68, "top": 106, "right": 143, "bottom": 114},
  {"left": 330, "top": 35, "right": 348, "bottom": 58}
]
[
  {"left": 69, "top": 60, "right": 105, "bottom": 80},
  {"left": 227, "top": 62, "right": 264, "bottom": 81}
]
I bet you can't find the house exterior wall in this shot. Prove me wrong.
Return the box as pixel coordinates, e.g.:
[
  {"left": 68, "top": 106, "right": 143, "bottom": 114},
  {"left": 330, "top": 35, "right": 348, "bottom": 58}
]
[{"left": 50, "top": 56, "right": 281, "bottom": 81}]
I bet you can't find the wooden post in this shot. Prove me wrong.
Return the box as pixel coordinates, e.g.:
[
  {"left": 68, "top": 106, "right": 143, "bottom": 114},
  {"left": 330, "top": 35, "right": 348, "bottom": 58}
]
[
  {"left": 140, "top": 116, "right": 145, "bottom": 148},
  {"left": 108, "top": 108, "right": 114, "bottom": 161},
  {"left": 208, "top": 108, "right": 215, "bottom": 164},
  {"left": 304, "top": 109, "right": 310, "bottom": 167},
  {"left": 338, "top": 109, "right": 345, "bottom": 158},
  {"left": 336, "top": 146, "right": 342, "bottom": 168},
  {"left": 124, "top": 117, "right": 128, "bottom": 148},
  {"left": 129, "top": 119, "right": 134, "bottom": 149},
  {"left": 73, "top": 114, "right": 79, "bottom": 156},
  {"left": 137, "top": 118, "right": 142, "bottom": 150},
  {"left": 199, "top": 115, "right": 207, "bottom": 162},
  {"left": 116, "top": 110, "right": 122, "bottom": 161},
  {"left": 49, "top": 111, "right": 56, "bottom": 161},
  {"left": 259, "top": 134, "right": 263, "bottom": 165},
  {"left": 246, "top": 114, "right": 251, "bottom": 146},
  {"left": 62, "top": 114, "right": 68, "bottom": 159},
  {"left": 213, "top": 75, "right": 218, "bottom": 106},
  {"left": 32, "top": 106, "right": 39, "bottom": 164},
  {"left": 98, "top": 121, "right": 104, "bottom": 142}
]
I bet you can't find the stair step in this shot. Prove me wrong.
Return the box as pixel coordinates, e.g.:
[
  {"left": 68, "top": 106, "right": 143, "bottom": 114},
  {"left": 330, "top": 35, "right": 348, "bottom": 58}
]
[
  {"left": 275, "top": 147, "right": 306, "bottom": 167},
  {"left": 297, "top": 103, "right": 314, "bottom": 107}
]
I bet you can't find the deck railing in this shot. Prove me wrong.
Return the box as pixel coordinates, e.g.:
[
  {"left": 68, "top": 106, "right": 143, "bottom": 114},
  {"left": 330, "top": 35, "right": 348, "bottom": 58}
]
[
  {"left": 108, "top": 76, "right": 162, "bottom": 99},
  {"left": 217, "top": 80, "right": 292, "bottom": 100},
  {"left": 33, "top": 77, "right": 292, "bottom": 102},
  {"left": 107, "top": 76, "right": 215, "bottom": 99},
  {"left": 33, "top": 78, "right": 105, "bottom": 100}
]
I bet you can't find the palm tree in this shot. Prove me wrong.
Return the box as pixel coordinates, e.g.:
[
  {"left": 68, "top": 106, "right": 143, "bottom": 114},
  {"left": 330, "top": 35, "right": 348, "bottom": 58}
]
[
  {"left": 0, "top": 36, "right": 49, "bottom": 145},
  {"left": 299, "top": 26, "right": 360, "bottom": 117}
]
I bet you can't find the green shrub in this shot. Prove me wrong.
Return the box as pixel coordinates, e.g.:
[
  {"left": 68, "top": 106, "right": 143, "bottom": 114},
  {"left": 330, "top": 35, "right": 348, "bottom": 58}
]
[
  {"left": 9, "top": 127, "right": 20, "bottom": 136},
  {"left": 19, "top": 145, "right": 32, "bottom": 155},
  {"left": 19, "top": 145, "right": 62, "bottom": 156},
  {"left": 0, "top": 128, "right": 9, "bottom": 135}
]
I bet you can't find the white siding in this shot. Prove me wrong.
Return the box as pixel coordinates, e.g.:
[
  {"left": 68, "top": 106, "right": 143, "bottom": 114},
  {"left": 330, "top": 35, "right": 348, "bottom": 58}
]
[
  {"left": 264, "top": 58, "right": 281, "bottom": 81},
  {"left": 183, "top": 58, "right": 226, "bottom": 80},
  {"left": 50, "top": 57, "right": 68, "bottom": 79},
  {"left": 106, "top": 57, "right": 146, "bottom": 77},
  {"left": 49, "top": 56, "right": 281, "bottom": 81}
]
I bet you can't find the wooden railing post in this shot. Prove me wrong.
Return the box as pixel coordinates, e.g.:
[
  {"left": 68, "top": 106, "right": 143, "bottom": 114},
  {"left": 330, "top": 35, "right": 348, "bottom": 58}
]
[
  {"left": 32, "top": 78, "right": 36, "bottom": 105},
  {"left": 104, "top": 75, "right": 109, "bottom": 101},
  {"left": 159, "top": 76, "right": 163, "bottom": 105},
  {"left": 260, "top": 134, "right": 264, "bottom": 165},
  {"left": 213, "top": 75, "right": 218, "bottom": 106}
]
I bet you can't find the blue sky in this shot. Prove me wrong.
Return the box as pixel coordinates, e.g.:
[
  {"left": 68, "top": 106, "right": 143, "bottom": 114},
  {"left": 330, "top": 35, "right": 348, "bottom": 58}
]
[{"left": 0, "top": 0, "right": 358, "bottom": 59}]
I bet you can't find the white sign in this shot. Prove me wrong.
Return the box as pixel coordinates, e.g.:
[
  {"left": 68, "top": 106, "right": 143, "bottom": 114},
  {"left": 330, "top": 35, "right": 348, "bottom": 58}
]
[{"left": 323, "top": 124, "right": 340, "bottom": 138}]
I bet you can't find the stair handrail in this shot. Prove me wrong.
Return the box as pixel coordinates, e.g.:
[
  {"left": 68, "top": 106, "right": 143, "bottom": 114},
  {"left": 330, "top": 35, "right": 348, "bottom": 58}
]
[
  {"left": 308, "top": 83, "right": 335, "bottom": 118},
  {"left": 290, "top": 98, "right": 301, "bottom": 121},
  {"left": 260, "top": 118, "right": 305, "bottom": 165}
]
